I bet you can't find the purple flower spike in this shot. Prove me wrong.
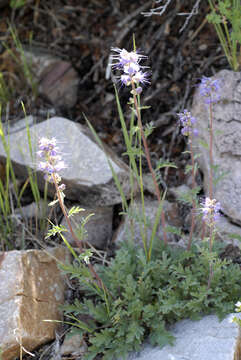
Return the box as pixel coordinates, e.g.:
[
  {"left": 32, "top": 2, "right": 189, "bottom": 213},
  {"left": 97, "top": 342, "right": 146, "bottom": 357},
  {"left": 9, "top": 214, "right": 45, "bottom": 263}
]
[
  {"left": 177, "top": 109, "right": 198, "bottom": 137},
  {"left": 201, "top": 197, "right": 221, "bottom": 225},
  {"left": 199, "top": 76, "right": 221, "bottom": 104},
  {"left": 37, "top": 137, "right": 66, "bottom": 185},
  {"left": 111, "top": 47, "right": 150, "bottom": 93}
]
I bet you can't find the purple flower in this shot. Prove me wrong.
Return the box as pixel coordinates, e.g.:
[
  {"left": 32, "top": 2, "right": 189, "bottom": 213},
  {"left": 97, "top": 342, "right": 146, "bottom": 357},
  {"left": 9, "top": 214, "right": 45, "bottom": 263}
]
[
  {"left": 38, "top": 137, "right": 58, "bottom": 154},
  {"left": 199, "top": 76, "right": 221, "bottom": 104},
  {"left": 135, "top": 86, "right": 143, "bottom": 94},
  {"left": 111, "top": 47, "right": 146, "bottom": 67},
  {"left": 124, "top": 62, "right": 140, "bottom": 76},
  {"left": 132, "top": 71, "right": 150, "bottom": 85},
  {"left": 177, "top": 109, "right": 198, "bottom": 137},
  {"left": 111, "top": 47, "right": 150, "bottom": 92},
  {"left": 120, "top": 74, "right": 131, "bottom": 86},
  {"left": 37, "top": 137, "right": 66, "bottom": 184},
  {"left": 201, "top": 197, "right": 221, "bottom": 225}
]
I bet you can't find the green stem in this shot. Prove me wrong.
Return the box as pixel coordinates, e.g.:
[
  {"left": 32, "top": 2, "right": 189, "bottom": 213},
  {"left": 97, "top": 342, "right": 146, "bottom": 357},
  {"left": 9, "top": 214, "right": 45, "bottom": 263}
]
[
  {"left": 187, "top": 135, "right": 196, "bottom": 251},
  {"left": 209, "top": 102, "right": 213, "bottom": 199},
  {"left": 131, "top": 80, "right": 168, "bottom": 246},
  {"left": 207, "top": 225, "right": 215, "bottom": 289}
]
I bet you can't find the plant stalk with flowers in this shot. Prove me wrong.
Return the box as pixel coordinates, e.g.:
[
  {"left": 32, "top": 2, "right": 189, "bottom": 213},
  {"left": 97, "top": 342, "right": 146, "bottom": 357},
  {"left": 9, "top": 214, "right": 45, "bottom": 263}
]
[
  {"left": 199, "top": 76, "right": 221, "bottom": 200},
  {"left": 199, "top": 76, "right": 221, "bottom": 243},
  {"left": 198, "top": 76, "right": 222, "bottom": 288},
  {"left": 177, "top": 109, "right": 199, "bottom": 250},
  {"left": 37, "top": 137, "right": 105, "bottom": 291},
  {"left": 110, "top": 45, "right": 167, "bottom": 260},
  {"left": 177, "top": 77, "right": 222, "bottom": 286}
]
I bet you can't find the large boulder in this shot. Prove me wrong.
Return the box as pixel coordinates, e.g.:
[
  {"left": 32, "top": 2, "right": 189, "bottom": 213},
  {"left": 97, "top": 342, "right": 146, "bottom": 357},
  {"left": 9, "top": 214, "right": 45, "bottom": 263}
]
[
  {"left": 0, "top": 116, "right": 132, "bottom": 207},
  {"left": 0, "top": 247, "right": 70, "bottom": 360}
]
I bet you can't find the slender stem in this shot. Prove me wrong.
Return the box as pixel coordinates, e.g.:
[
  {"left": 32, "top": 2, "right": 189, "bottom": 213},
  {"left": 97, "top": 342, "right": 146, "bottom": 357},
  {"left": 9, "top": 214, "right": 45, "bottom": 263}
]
[
  {"left": 209, "top": 102, "right": 213, "bottom": 199},
  {"left": 138, "top": 129, "right": 148, "bottom": 258},
  {"left": 131, "top": 81, "right": 168, "bottom": 245},
  {"left": 53, "top": 177, "right": 83, "bottom": 252},
  {"left": 187, "top": 136, "right": 196, "bottom": 250},
  {"left": 52, "top": 174, "right": 104, "bottom": 290},
  {"left": 207, "top": 262, "right": 213, "bottom": 290},
  {"left": 207, "top": 99, "right": 215, "bottom": 290},
  {"left": 209, "top": 224, "right": 214, "bottom": 253},
  {"left": 207, "top": 224, "right": 214, "bottom": 289},
  {"left": 201, "top": 220, "right": 206, "bottom": 241}
]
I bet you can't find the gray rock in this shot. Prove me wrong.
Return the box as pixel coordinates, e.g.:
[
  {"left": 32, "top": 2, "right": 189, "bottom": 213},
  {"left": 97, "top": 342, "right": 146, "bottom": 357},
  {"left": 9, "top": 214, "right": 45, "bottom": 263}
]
[
  {"left": 1, "top": 115, "right": 35, "bottom": 136},
  {"left": 168, "top": 184, "right": 190, "bottom": 200},
  {"left": 126, "top": 314, "right": 240, "bottom": 360},
  {"left": 113, "top": 196, "right": 182, "bottom": 248},
  {"left": 61, "top": 205, "right": 113, "bottom": 249},
  {"left": 15, "top": 199, "right": 50, "bottom": 220},
  {"left": 60, "top": 333, "right": 87, "bottom": 357},
  {"left": 23, "top": 47, "right": 79, "bottom": 108},
  {"left": 191, "top": 70, "right": 241, "bottom": 225},
  {"left": 216, "top": 215, "right": 241, "bottom": 247},
  {"left": 0, "top": 117, "right": 131, "bottom": 206}
]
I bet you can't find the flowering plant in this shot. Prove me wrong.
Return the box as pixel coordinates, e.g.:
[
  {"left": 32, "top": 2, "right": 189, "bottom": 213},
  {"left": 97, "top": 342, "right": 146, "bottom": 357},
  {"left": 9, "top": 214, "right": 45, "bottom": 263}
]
[
  {"left": 35, "top": 43, "right": 240, "bottom": 360},
  {"left": 37, "top": 136, "right": 105, "bottom": 290},
  {"left": 109, "top": 45, "right": 168, "bottom": 259}
]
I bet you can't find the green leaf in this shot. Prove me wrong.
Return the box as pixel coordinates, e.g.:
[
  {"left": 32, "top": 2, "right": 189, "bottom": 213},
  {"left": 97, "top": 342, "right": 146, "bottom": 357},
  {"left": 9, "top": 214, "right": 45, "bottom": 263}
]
[
  {"left": 68, "top": 206, "right": 85, "bottom": 217},
  {"left": 156, "top": 160, "right": 177, "bottom": 170},
  {"left": 45, "top": 223, "right": 67, "bottom": 239},
  {"left": 144, "top": 122, "right": 155, "bottom": 138},
  {"left": 228, "top": 233, "right": 241, "bottom": 242},
  {"left": 149, "top": 322, "right": 175, "bottom": 348},
  {"left": 126, "top": 321, "right": 144, "bottom": 343},
  {"left": 194, "top": 153, "right": 202, "bottom": 160},
  {"left": 185, "top": 164, "right": 193, "bottom": 174},
  {"left": 10, "top": 0, "right": 26, "bottom": 9},
  {"left": 48, "top": 198, "right": 59, "bottom": 207},
  {"left": 165, "top": 225, "right": 182, "bottom": 236},
  {"left": 199, "top": 139, "right": 209, "bottom": 149}
]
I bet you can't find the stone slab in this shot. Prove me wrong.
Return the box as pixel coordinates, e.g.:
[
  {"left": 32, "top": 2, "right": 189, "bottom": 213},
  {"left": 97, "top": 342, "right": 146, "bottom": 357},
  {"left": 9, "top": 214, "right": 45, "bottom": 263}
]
[
  {"left": 126, "top": 314, "right": 241, "bottom": 360},
  {"left": 0, "top": 247, "right": 70, "bottom": 360}
]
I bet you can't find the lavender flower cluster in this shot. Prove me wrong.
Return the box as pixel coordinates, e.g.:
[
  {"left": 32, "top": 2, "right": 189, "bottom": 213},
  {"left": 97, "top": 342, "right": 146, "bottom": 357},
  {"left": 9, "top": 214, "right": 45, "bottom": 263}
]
[
  {"left": 201, "top": 197, "right": 221, "bottom": 225},
  {"left": 199, "top": 76, "right": 221, "bottom": 104},
  {"left": 111, "top": 48, "right": 150, "bottom": 93},
  {"left": 177, "top": 109, "right": 198, "bottom": 137},
  {"left": 37, "top": 137, "right": 66, "bottom": 189}
]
